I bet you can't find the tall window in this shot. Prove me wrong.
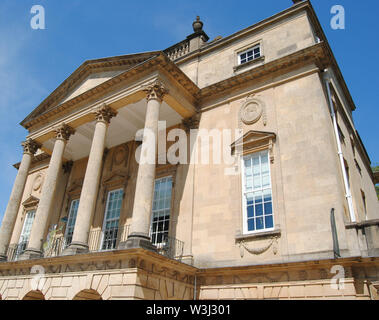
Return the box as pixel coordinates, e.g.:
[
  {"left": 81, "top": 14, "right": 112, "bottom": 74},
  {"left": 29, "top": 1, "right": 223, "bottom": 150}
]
[
  {"left": 242, "top": 150, "right": 274, "bottom": 233},
  {"left": 238, "top": 44, "right": 261, "bottom": 65},
  {"left": 18, "top": 210, "right": 36, "bottom": 254},
  {"left": 65, "top": 199, "right": 79, "bottom": 246},
  {"left": 101, "top": 189, "right": 123, "bottom": 251},
  {"left": 151, "top": 176, "right": 173, "bottom": 245}
]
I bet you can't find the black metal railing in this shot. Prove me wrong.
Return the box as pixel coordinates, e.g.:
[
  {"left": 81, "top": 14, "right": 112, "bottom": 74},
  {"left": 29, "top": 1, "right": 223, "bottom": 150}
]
[
  {"left": 88, "top": 225, "right": 130, "bottom": 252},
  {"left": 6, "top": 240, "right": 28, "bottom": 261},
  {"left": 6, "top": 226, "right": 184, "bottom": 262},
  {"left": 156, "top": 235, "right": 184, "bottom": 261}
]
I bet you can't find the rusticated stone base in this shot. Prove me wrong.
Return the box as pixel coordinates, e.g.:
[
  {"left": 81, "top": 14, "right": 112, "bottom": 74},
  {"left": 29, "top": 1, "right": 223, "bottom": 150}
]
[
  {"left": 0, "top": 251, "right": 378, "bottom": 300},
  {"left": 0, "top": 247, "right": 196, "bottom": 300}
]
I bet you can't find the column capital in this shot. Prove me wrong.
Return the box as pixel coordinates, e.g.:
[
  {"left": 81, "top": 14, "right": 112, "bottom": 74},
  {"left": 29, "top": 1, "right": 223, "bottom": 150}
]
[
  {"left": 21, "top": 139, "right": 41, "bottom": 155},
  {"left": 143, "top": 80, "right": 168, "bottom": 102},
  {"left": 182, "top": 114, "right": 200, "bottom": 132},
  {"left": 94, "top": 104, "right": 118, "bottom": 124},
  {"left": 54, "top": 123, "right": 75, "bottom": 141}
]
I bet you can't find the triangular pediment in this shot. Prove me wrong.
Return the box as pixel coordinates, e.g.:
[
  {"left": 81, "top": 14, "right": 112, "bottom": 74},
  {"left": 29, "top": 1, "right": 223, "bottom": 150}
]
[
  {"left": 103, "top": 170, "right": 129, "bottom": 187},
  {"left": 21, "top": 52, "right": 162, "bottom": 127},
  {"left": 60, "top": 70, "right": 126, "bottom": 104},
  {"left": 232, "top": 130, "right": 276, "bottom": 150},
  {"left": 22, "top": 195, "right": 40, "bottom": 209}
]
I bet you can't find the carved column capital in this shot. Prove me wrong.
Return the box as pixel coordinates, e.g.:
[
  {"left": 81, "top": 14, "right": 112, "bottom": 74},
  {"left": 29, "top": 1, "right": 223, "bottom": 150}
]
[
  {"left": 54, "top": 123, "right": 75, "bottom": 141},
  {"left": 94, "top": 104, "right": 118, "bottom": 124},
  {"left": 143, "top": 80, "right": 168, "bottom": 102},
  {"left": 182, "top": 114, "right": 200, "bottom": 132},
  {"left": 21, "top": 139, "right": 41, "bottom": 155}
]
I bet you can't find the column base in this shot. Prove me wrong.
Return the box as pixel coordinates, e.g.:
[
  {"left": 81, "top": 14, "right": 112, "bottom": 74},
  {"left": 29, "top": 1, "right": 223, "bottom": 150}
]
[
  {"left": 62, "top": 242, "right": 89, "bottom": 256},
  {"left": 118, "top": 233, "right": 157, "bottom": 252},
  {"left": 19, "top": 248, "right": 43, "bottom": 261}
]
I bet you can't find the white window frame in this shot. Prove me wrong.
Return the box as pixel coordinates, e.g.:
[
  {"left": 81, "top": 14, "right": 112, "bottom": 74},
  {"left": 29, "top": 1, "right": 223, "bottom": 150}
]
[
  {"left": 18, "top": 210, "right": 36, "bottom": 250},
  {"left": 100, "top": 188, "right": 123, "bottom": 251},
  {"left": 238, "top": 44, "right": 261, "bottom": 65},
  {"left": 64, "top": 199, "right": 80, "bottom": 245},
  {"left": 150, "top": 176, "right": 173, "bottom": 247},
  {"left": 241, "top": 150, "right": 274, "bottom": 235}
]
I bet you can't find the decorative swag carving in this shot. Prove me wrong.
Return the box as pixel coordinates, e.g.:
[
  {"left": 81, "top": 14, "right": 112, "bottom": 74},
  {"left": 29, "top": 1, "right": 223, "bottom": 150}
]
[{"left": 239, "top": 236, "right": 279, "bottom": 257}]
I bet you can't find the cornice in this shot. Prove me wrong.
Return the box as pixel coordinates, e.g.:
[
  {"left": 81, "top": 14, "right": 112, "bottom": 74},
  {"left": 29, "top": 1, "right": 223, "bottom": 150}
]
[
  {"left": 304, "top": 1, "right": 356, "bottom": 111},
  {"left": 20, "top": 52, "right": 162, "bottom": 128},
  {"left": 197, "top": 256, "right": 379, "bottom": 277},
  {"left": 197, "top": 42, "right": 329, "bottom": 103},
  {"left": 169, "top": 0, "right": 356, "bottom": 114},
  {"left": 169, "top": 0, "right": 311, "bottom": 65},
  {"left": 13, "top": 152, "right": 51, "bottom": 170},
  {"left": 21, "top": 52, "right": 200, "bottom": 131}
]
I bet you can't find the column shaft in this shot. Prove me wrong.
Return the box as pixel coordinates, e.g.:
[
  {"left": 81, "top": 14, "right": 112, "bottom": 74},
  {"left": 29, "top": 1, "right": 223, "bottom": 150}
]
[
  {"left": 129, "top": 98, "right": 160, "bottom": 238},
  {"left": 123, "top": 80, "right": 167, "bottom": 251},
  {"left": 67, "top": 122, "right": 108, "bottom": 253},
  {"left": 20, "top": 124, "right": 74, "bottom": 260},
  {"left": 0, "top": 152, "right": 33, "bottom": 260},
  {"left": 63, "top": 104, "right": 116, "bottom": 255}
]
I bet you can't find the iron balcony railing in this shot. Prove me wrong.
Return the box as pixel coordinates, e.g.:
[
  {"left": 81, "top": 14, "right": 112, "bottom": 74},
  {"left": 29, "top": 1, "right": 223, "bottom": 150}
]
[
  {"left": 155, "top": 234, "right": 184, "bottom": 261},
  {"left": 6, "top": 239, "right": 28, "bottom": 262},
  {"left": 9, "top": 225, "right": 184, "bottom": 262},
  {"left": 87, "top": 225, "right": 131, "bottom": 252}
]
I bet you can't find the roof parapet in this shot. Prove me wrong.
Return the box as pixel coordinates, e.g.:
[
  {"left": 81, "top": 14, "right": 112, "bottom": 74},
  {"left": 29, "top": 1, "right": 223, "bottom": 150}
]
[{"left": 164, "top": 16, "right": 209, "bottom": 61}]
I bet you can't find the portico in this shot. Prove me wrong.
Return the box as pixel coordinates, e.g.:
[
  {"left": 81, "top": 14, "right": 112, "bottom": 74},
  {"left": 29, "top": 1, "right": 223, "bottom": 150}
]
[{"left": 0, "top": 52, "right": 199, "bottom": 262}]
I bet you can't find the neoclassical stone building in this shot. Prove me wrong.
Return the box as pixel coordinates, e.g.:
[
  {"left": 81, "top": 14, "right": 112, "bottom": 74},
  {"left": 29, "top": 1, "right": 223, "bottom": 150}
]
[{"left": 0, "top": 0, "right": 378, "bottom": 300}]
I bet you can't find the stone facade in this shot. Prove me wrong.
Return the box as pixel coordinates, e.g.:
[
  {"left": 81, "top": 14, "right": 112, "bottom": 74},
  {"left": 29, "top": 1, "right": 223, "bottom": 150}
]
[{"left": 0, "top": 0, "right": 378, "bottom": 300}]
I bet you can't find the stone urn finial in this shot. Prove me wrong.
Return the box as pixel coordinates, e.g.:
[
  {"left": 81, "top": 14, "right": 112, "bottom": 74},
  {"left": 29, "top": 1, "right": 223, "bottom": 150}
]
[{"left": 192, "top": 16, "right": 203, "bottom": 33}]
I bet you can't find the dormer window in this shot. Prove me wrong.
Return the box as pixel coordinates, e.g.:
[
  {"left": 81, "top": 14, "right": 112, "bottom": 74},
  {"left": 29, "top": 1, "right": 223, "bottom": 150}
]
[{"left": 238, "top": 45, "right": 261, "bottom": 65}]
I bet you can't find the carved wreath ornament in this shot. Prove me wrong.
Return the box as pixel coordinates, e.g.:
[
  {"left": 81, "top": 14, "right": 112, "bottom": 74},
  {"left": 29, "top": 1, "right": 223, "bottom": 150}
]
[{"left": 239, "top": 237, "right": 279, "bottom": 257}]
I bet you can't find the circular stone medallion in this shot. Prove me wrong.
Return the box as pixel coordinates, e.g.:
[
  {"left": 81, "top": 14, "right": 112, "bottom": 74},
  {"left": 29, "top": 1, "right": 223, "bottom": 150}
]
[
  {"left": 113, "top": 147, "right": 126, "bottom": 166},
  {"left": 240, "top": 100, "right": 263, "bottom": 125},
  {"left": 33, "top": 173, "right": 43, "bottom": 191}
]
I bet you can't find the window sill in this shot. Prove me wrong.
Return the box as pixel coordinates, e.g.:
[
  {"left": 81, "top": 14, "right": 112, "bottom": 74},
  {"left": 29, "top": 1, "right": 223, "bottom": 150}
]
[
  {"left": 235, "top": 229, "right": 281, "bottom": 242},
  {"left": 345, "top": 219, "right": 379, "bottom": 229},
  {"left": 233, "top": 56, "right": 265, "bottom": 72}
]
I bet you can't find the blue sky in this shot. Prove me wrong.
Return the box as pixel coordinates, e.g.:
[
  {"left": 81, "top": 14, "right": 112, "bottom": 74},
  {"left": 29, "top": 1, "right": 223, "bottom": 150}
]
[{"left": 0, "top": 0, "right": 378, "bottom": 224}]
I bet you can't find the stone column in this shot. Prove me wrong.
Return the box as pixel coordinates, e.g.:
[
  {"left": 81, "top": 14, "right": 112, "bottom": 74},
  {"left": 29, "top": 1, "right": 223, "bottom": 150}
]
[
  {"left": 63, "top": 104, "right": 117, "bottom": 255},
  {"left": 121, "top": 80, "right": 168, "bottom": 251},
  {"left": 20, "top": 124, "right": 75, "bottom": 260},
  {"left": 0, "top": 139, "right": 40, "bottom": 261}
]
